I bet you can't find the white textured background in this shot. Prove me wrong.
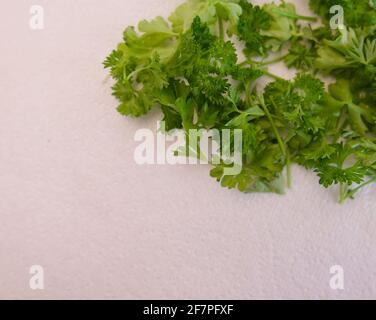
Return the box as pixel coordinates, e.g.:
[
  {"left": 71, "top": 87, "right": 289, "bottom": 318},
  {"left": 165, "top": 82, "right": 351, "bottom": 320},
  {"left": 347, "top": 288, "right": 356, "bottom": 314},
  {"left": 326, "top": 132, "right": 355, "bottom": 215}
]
[{"left": 0, "top": 0, "right": 375, "bottom": 300}]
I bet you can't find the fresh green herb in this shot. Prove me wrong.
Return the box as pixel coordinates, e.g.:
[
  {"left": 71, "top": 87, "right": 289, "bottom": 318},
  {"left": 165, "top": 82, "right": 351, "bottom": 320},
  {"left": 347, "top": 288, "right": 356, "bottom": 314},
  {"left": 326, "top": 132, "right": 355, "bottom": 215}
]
[{"left": 105, "top": 0, "right": 376, "bottom": 202}]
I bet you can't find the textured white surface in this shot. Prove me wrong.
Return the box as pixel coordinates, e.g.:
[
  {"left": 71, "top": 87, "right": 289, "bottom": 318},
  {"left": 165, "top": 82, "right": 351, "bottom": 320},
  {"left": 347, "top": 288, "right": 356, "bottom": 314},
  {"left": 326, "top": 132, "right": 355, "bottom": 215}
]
[{"left": 0, "top": 0, "right": 375, "bottom": 300}]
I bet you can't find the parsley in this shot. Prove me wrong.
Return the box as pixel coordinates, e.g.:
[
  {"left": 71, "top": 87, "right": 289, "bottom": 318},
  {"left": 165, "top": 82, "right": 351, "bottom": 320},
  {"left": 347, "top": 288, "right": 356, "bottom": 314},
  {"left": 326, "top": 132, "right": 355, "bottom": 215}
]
[{"left": 104, "top": 0, "right": 376, "bottom": 203}]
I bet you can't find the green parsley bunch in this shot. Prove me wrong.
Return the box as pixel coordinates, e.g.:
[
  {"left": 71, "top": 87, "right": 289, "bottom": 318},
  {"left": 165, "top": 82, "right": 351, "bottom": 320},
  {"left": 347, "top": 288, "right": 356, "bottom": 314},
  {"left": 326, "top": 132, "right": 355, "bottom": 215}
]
[{"left": 104, "top": 0, "right": 376, "bottom": 203}]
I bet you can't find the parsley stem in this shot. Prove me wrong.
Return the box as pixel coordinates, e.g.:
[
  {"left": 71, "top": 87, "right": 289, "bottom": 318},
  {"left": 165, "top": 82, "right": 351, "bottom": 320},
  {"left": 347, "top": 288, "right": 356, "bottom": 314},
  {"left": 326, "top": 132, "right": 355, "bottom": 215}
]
[
  {"left": 333, "top": 108, "right": 347, "bottom": 143},
  {"left": 339, "top": 183, "right": 349, "bottom": 204},
  {"left": 286, "top": 150, "right": 292, "bottom": 188},
  {"left": 126, "top": 66, "right": 149, "bottom": 80},
  {"left": 245, "top": 80, "right": 252, "bottom": 107},
  {"left": 218, "top": 17, "right": 224, "bottom": 41},
  {"left": 271, "top": 8, "right": 317, "bottom": 22},
  {"left": 260, "top": 54, "right": 289, "bottom": 66},
  {"left": 267, "top": 96, "right": 292, "bottom": 188},
  {"left": 259, "top": 96, "right": 287, "bottom": 158},
  {"left": 345, "top": 177, "right": 376, "bottom": 200},
  {"left": 263, "top": 70, "right": 284, "bottom": 81},
  {"left": 238, "top": 54, "right": 288, "bottom": 67}
]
